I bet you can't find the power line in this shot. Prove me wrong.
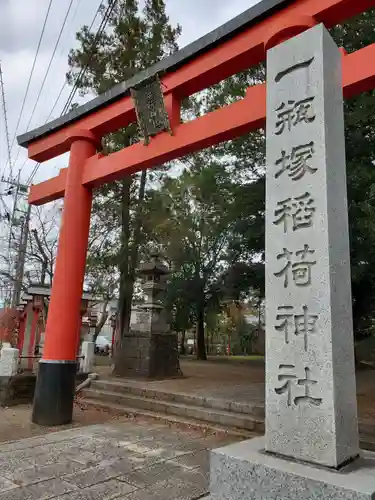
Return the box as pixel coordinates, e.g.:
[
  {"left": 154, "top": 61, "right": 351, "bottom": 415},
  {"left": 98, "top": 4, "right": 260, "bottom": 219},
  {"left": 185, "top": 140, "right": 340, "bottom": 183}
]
[
  {"left": 13, "top": 0, "right": 85, "bottom": 178},
  {"left": 0, "top": 61, "right": 12, "bottom": 180},
  {"left": 26, "top": 0, "right": 115, "bottom": 187},
  {"left": 26, "top": 162, "right": 40, "bottom": 186},
  {"left": 39, "top": 0, "right": 83, "bottom": 115},
  {"left": 61, "top": 0, "right": 116, "bottom": 115},
  {"left": 12, "top": 0, "right": 77, "bottom": 173},
  {"left": 45, "top": 0, "right": 102, "bottom": 124},
  {"left": 24, "top": 0, "right": 76, "bottom": 134},
  {"left": 20, "top": 0, "right": 103, "bottom": 185},
  {"left": 6, "top": 0, "right": 54, "bottom": 172},
  {"left": 44, "top": 81, "right": 67, "bottom": 124}
]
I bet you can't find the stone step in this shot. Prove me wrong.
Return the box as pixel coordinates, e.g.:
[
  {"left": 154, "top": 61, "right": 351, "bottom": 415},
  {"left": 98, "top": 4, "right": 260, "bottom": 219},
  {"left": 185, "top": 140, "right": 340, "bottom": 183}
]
[
  {"left": 81, "top": 388, "right": 265, "bottom": 433},
  {"left": 360, "top": 434, "right": 375, "bottom": 453},
  {"left": 81, "top": 398, "right": 256, "bottom": 439},
  {"left": 90, "top": 379, "right": 264, "bottom": 417},
  {"left": 83, "top": 382, "right": 375, "bottom": 450}
]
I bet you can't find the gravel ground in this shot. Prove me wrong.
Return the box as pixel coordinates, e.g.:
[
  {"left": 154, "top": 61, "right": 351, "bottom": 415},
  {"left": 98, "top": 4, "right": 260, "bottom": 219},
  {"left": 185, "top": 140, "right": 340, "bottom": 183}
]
[{"left": 0, "top": 400, "right": 240, "bottom": 446}]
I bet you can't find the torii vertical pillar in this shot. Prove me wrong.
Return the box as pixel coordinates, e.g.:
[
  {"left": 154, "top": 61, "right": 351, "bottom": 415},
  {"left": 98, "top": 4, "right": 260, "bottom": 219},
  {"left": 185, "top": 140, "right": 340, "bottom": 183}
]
[{"left": 32, "top": 131, "right": 98, "bottom": 426}]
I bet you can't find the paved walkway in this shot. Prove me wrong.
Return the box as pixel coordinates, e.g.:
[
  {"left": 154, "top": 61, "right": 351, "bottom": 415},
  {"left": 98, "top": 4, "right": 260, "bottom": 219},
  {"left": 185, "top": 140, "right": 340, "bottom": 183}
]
[{"left": 0, "top": 421, "right": 236, "bottom": 499}]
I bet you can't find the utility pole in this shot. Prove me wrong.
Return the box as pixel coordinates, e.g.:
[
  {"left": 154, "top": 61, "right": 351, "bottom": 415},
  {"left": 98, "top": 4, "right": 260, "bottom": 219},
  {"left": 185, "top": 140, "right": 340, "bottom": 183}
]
[
  {"left": 0, "top": 177, "right": 29, "bottom": 308},
  {"left": 0, "top": 60, "right": 30, "bottom": 308},
  {"left": 11, "top": 202, "right": 31, "bottom": 308}
]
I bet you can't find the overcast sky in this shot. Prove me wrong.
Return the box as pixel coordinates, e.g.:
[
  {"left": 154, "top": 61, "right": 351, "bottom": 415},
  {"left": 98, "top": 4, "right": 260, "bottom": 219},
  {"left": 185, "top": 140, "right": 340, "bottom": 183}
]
[{"left": 0, "top": 0, "right": 260, "bottom": 188}]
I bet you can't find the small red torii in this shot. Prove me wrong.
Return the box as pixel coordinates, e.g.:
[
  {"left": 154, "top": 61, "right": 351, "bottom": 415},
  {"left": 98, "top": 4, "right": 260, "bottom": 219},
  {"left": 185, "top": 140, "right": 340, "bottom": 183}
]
[{"left": 17, "top": 0, "right": 375, "bottom": 425}]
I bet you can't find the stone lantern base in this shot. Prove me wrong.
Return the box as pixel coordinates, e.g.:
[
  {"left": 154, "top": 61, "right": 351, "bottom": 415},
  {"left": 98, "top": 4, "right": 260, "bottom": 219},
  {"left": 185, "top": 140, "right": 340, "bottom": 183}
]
[
  {"left": 113, "top": 253, "right": 182, "bottom": 379},
  {"left": 113, "top": 331, "right": 181, "bottom": 379}
]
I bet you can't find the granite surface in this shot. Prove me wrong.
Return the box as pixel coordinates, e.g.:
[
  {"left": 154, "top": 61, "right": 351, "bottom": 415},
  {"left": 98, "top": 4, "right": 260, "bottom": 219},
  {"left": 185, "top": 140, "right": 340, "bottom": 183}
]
[
  {"left": 0, "top": 421, "right": 214, "bottom": 499},
  {"left": 210, "top": 437, "right": 375, "bottom": 500},
  {"left": 265, "top": 24, "right": 358, "bottom": 468}
]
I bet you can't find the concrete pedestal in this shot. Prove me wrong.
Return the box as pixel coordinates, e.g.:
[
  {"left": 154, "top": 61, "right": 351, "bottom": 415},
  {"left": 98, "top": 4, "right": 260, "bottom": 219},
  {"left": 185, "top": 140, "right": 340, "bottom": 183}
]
[
  {"left": 0, "top": 348, "right": 19, "bottom": 377},
  {"left": 210, "top": 437, "right": 375, "bottom": 500},
  {"left": 80, "top": 341, "right": 94, "bottom": 373}
]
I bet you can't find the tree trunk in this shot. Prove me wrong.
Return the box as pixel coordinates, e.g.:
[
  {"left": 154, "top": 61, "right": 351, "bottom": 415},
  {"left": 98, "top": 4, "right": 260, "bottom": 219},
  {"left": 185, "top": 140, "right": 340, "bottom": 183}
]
[
  {"left": 116, "top": 178, "right": 131, "bottom": 355},
  {"left": 40, "top": 263, "right": 47, "bottom": 285},
  {"left": 124, "top": 168, "right": 148, "bottom": 330},
  {"left": 32, "top": 229, "right": 49, "bottom": 285},
  {"left": 196, "top": 302, "right": 207, "bottom": 360},
  {"left": 115, "top": 169, "right": 148, "bottom": 369},
  {"left": 180, "top": 330, "right": 186, "bottom": 355},
  {"left": 119, "top": 169, "right": 148, "bottom": 336},
  {"left": 93, "top": 300, "right": 109, "bottom": 343}
]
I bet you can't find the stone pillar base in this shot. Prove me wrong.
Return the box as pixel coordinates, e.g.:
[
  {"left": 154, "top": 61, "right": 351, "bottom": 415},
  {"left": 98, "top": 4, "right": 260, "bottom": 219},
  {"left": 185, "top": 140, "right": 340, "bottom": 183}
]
[
  {"left": 210, "top": 437, "right": 375, "bottom": 499},
  {"left": 113, "top": 333, "right": 181, "bottom": 379},
  {"left": 32, "top": 360, "right": 77, "bottom": 426}
]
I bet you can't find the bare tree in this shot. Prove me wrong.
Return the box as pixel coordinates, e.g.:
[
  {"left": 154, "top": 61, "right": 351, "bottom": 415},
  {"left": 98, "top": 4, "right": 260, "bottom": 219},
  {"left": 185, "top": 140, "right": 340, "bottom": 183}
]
[{"left": 26, "top": 205, "right": 60, "bottom": 285}]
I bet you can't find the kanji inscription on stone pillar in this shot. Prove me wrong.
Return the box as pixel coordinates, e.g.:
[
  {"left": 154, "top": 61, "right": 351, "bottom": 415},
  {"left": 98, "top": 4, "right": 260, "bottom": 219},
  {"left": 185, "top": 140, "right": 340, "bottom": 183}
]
[{"left": 265, "top": 24, "right": 359, "bottom": 468}]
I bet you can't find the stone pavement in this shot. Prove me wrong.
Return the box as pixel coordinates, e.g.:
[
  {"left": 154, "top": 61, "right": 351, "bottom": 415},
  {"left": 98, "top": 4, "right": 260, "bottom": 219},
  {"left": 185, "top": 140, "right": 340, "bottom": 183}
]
[{"left": 0, "top": 421, "right": 236, "bottom": 499}]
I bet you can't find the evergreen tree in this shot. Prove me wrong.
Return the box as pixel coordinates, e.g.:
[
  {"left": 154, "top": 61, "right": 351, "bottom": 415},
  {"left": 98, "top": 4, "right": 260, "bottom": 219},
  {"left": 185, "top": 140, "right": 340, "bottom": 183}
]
[
  {"left": 331, "top": 9, "right": 375, "bottom": 339},
  {"left": 66, "top": 4, "right": 375, "bottom": 361},
  {"left": 67, "top": 0, "right": 181, "bottom": 367}
]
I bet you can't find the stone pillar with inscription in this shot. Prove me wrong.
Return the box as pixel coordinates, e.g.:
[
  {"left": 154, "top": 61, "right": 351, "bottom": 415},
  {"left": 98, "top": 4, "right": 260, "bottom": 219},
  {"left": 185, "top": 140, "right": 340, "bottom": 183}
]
[
  {"left": 209, "top": 24, "right": 375, "bottom": 500},
  {"left": 113, "top": 253, "right": 181, "bottom": 379},
  {"left": 265, "top": 23, "right": 358, "bottom": 468}
]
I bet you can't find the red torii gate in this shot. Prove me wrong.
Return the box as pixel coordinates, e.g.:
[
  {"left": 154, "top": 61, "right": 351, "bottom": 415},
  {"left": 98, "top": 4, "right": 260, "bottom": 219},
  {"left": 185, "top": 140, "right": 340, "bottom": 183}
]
[{"left": 17, "top": 0, "right": 375, "bottom": 425}]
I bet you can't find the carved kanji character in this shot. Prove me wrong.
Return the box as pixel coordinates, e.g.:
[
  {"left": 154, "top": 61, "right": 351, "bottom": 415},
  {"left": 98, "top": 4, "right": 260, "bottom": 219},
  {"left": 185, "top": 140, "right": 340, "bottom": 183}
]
[
  {"left": 275, "top": 97, "right": 315, "bottom": 135},
  {"left": 294, "top": 367, "right": 322, "bottom": 407},
  {"left": 292, "top": 244, "right": 316, "bottom": 287},
  {"left": 275, "top": 306, "right": 294, "bottom": 344},
  {"left": 289, "top": 142, "right": 316, "bottom": 180},
  {"left": 275, "top": 364, "right": 297, "bottom": 407},
  {"left": 275, "top": 305, "right": 318, "bottom": 351},
  {"left": 275, "top": 142, "right": 316, "bottom": 181},
  {"left": 274, "top": 247, "right": 293, "bottom": 288},
  {"left": 294, "top": 305, "right": 319, "bottom": 351},
  {"left": 275, "top": 365, "right": 322, "bottom": 407},
  {"left": 273, "top": 192, "right": 316, "bottom": 233}
]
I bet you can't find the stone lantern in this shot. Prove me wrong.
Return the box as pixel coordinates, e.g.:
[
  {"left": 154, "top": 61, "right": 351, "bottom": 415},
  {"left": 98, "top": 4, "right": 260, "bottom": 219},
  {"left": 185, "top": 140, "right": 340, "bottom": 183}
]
[
  {"left": 136, "top": 253, "right": 169, "bottom": 334},
  {"left": 113, "top": 252, "right": 181, "bottom": 379}
]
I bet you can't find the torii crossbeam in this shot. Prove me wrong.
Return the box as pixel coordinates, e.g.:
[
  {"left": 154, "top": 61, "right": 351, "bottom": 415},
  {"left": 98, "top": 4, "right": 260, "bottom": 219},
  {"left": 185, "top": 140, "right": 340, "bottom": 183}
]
[{"left": 17, "top": 0, "right": 375, "bottom": 425}]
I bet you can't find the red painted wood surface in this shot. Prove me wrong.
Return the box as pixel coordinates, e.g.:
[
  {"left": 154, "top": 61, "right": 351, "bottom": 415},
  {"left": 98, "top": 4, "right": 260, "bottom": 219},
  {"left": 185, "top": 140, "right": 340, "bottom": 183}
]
[
  {"left": 42, "top": 135, "right": 97, "bottom": 361},
  {"left": 29, "top": 42, "right": 375, "bottom": 205}
]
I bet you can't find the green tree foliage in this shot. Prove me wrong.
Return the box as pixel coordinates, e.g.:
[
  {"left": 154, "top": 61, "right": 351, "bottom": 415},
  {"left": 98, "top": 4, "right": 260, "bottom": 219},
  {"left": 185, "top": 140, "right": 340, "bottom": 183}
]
[
  {"left": 67, "top": 0, "right": 181, "bottom": 362},
  {"left": 146, "top": 154, "right": 264, "bottom": 358},
  {"left": 330, "top": 10, "right": 375, "bottom": 339},
  {"left": 159, "top": 8, "right": 375, "bottom": 350},
  {"left": 66, "top": 3, "right": 375, "bottom": 361}
]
